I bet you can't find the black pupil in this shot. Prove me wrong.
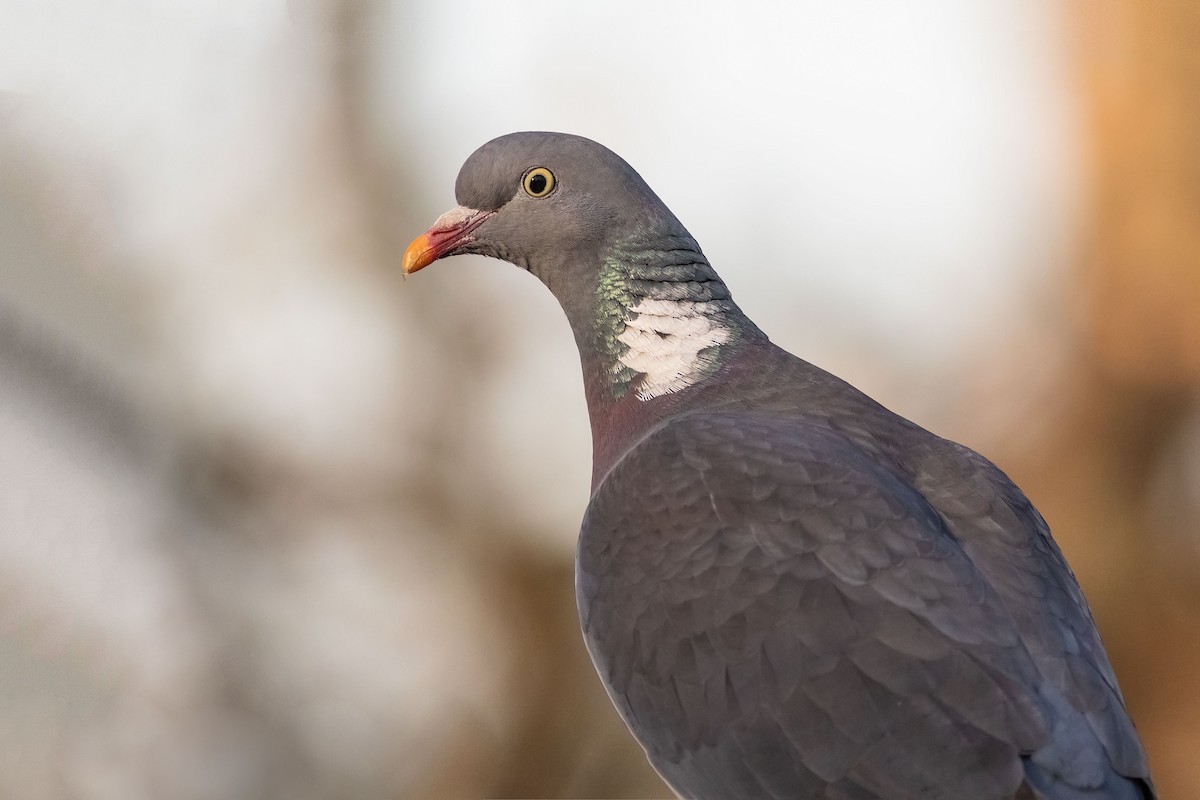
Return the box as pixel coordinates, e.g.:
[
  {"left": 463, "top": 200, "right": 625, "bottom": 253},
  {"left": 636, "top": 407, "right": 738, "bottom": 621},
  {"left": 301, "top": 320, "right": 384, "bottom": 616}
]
[{"left": 529, "top": 173, "right": 547, "bottom": 194}]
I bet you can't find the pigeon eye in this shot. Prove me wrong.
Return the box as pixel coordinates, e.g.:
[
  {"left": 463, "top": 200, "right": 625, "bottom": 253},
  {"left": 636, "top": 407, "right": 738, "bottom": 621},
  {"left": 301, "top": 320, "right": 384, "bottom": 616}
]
[{"left": 523, "top": 167, "right": 556, "bottom": 198}]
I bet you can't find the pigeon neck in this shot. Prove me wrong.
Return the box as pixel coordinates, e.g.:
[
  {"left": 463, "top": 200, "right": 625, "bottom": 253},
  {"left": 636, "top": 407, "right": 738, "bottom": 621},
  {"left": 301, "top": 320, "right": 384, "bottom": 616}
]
[
  {"left": 591, "top": 232, "right": 759, "bottom": 401},
  {"left": 566, "top": 231, "right": 764, "bottom": 489}
]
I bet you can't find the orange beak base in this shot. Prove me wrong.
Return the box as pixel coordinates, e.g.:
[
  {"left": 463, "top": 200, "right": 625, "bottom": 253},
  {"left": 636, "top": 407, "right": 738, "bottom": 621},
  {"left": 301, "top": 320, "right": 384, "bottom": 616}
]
[{"left": 402, "top": 207, "right": 494, "bottom": 275}]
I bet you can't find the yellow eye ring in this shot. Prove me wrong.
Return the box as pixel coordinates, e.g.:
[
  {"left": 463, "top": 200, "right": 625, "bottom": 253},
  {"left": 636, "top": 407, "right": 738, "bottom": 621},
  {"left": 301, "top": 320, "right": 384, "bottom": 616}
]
[{"left": 522, "top": 167, "right": 556, "bottom": 198}]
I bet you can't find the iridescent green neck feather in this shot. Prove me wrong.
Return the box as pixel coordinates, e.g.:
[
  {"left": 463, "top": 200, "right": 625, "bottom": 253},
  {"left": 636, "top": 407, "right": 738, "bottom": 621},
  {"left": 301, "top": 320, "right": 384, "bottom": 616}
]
[{"left": 596, "top": 233, "right": 757, "bottom": 401}]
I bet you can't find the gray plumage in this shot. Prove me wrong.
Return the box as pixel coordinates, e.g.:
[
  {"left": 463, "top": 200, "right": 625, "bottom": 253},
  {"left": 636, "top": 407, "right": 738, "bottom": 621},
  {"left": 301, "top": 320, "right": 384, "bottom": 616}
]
[{"left": 405, "top": 132, "right": 1154, "bottom": 799}]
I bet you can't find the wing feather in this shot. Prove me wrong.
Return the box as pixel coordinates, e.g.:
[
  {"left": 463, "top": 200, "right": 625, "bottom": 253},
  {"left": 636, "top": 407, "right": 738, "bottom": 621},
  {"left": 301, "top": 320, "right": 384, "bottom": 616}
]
[{"left": 578, "top": 411, "right": 1152, "bottom": 799}]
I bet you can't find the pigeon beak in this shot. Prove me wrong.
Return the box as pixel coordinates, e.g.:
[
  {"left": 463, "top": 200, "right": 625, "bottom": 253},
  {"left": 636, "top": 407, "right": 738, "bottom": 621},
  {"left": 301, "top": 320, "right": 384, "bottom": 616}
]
[{"left": 402, "top": 205, "right": 494, "bottom": 275}]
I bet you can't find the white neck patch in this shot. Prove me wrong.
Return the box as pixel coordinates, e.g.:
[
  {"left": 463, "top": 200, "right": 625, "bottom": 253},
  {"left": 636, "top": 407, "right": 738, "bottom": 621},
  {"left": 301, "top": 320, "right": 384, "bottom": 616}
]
[{"left": 616, "top": 297, "right": 732, "bottom": 400}]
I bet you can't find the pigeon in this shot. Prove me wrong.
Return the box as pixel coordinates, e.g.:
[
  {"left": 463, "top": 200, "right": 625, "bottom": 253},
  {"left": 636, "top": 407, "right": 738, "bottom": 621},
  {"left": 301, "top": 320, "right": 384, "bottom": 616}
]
[{"left": 402, "top": 132, "right": 1154, "bottom": 800}]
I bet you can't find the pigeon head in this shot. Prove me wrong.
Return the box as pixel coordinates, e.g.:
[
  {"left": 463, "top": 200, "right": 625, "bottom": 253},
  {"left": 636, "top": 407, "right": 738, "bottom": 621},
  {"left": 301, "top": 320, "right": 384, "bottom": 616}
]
[
  {"left": 403, "top": 131, "right": 679, "bottom": 284},
  {"left": 404, "top": 132, "right": 761, "bottom": 412}
]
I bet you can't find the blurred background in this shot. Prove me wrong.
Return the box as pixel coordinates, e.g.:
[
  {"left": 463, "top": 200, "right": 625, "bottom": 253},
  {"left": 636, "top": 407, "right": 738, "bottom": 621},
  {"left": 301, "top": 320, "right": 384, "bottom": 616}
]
[{"left": 1, "top": 0, "right": 1197, "bottom": 797}]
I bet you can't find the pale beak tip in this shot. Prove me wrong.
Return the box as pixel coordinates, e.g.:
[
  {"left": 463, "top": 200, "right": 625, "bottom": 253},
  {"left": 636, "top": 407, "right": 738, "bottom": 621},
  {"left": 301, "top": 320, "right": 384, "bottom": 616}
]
[{"left": 402, "top": 234, "right": 434, "bottom": 275}]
